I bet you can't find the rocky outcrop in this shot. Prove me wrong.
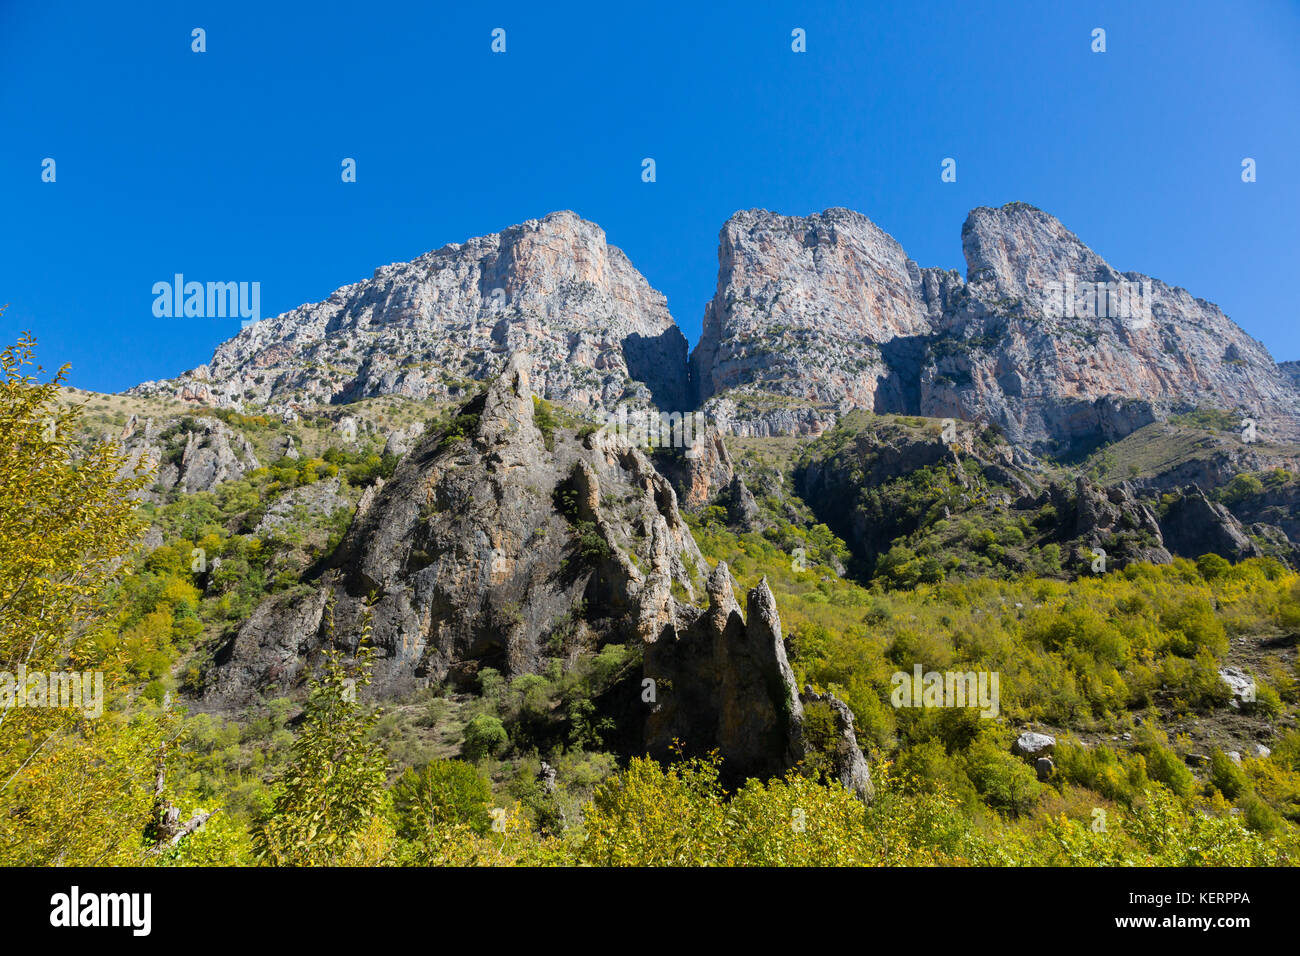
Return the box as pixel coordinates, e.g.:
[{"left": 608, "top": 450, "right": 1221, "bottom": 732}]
[
  {"left": 702, "top": 395, "right": 835, "bottom": 438},
  {"left": 382, "top": 423, "right": 424, "bottom": 458},
  {"left": 1228, "top": 480, "right": 1300, "bottom": 564},
  {"left": 1159, "top": 485, "right": 1262, "bottom": 562},
  {"left": 797, "top": 413, "right": 1021, "bottom": 575},
  {"left": 640, "top": 562, "right": 872, "bottom": 798},
  {"left": 204, "top": 350, "right": 671, "bottom": 700},
  {"left": 201, "top": 354, "right": 871, "bottom": 795},
  {"left": 642, "top": 566, "right": 801, "bottom": 782},
  {"left": 1069, "top": 477, "right": 1172, "bottom": 568},
  {"left": 653, "top": 428, "right": 735, "bottom": 509},
  {"left": 653, "top": 428, "right": 763, "bottom": 530},
  {"left": 254, "top": 477, "right": 350, "bottom": 534},
  {"left": 799, "top": 686, "right": 874, "bottom": 801},
  {"left": 131, "top": 211, "right": 690, "bottom": 419},
  {"left": 793, "top": 410, "right": 1283, "bottom": 578},
  {"left": 719, "top": 473, "right": 762, "bottom": 530},
  {"left": 120, "top": 416, "right": 261, "bottom": 502}
]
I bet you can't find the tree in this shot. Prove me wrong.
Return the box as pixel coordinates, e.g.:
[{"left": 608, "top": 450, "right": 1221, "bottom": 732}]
[
  {"left": 462, "top": 714, "right": 508, "bottom": 760},
  {"left": 254, "top": 612, "right": 391, "bottom": 865},
  {"left": 0, "top": 330, "right": 148, "bottom": 666},
  {"left": 0, "top": 329, "right": 162, "bottom": 865}
]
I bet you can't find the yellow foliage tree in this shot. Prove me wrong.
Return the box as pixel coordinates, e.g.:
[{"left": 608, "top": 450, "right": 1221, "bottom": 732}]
[{"left": 0, "top": 327, "right": 163, "bottom": 864}]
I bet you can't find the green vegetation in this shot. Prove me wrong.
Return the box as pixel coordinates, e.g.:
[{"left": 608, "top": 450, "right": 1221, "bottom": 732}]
[
  {"left": 685, "top": 507, "right": 1300, "bottom": 840},
  {"left": 5, "top": 332, "right": 1299, "bottom": 867},
  {"left": 254, "top": 633, "right": 390, "bottom": 866}
]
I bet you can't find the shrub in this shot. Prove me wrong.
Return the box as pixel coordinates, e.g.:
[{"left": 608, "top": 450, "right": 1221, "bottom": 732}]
[
  {"left": 1209, "top": 751, "right": 1249, "bottom": 800},
  {"left": 391, "top": 759, "right": 493, "bottom": 838},
  {"left": 963, "top": 737, "right": 1043, "bottom": 815},
  {"left": 532, "top": 396, "right": 558, "bottom": 450},
  {"left": 462, "top": 714, "right": 508, "bottom": 760},
  {"left": 1134, "top": 730, "right": 1196, "bottom": 799}
]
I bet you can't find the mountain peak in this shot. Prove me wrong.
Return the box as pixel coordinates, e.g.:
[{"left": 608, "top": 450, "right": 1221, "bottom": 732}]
[
  {"left": 131, "top": 212, "right": 690, "bottom": 415},
  {"left": 961, "top": 202, "right": 1110, "bottom": 293},
  {"left": 129, "top": 203, "right": 1300, "bottom": 453}
]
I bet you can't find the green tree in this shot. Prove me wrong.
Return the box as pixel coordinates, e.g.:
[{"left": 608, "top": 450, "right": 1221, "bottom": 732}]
[
  {"left": 254, "top": 617, "right": 390, "bottom": 865},
  {"left": 462, "top": 714, "right": 508, "bottom": 760}
]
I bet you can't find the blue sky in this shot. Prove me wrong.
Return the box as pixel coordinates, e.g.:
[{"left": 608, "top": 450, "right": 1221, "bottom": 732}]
[{"left": 2, "top": 0, "right": 1298, "bottom": 393}]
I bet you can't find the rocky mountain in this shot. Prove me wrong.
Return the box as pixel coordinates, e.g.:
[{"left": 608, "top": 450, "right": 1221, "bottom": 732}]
[
  {"left": 689, "top": 207, "right": 936, "bottom": 434},
  {"left": 693, "top": 203, "right": 1300, "bottom": 453},
  {"left": 127, "top": 203, "right": 1300, "bottom": 460},
  {"left": 131, "top": 211, "right": 690, "bottom": 419},
  {"left": 38, "top": 202, "right": 1300, "bottom": 863}
]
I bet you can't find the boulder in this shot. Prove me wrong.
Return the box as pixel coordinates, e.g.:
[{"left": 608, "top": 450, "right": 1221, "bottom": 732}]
[
  {"left": 1218, "top": 666, "right": 1256, "bottom": 703},
  {"left": 1013, "top": 731, "right": 1056, "bottom": 757}
]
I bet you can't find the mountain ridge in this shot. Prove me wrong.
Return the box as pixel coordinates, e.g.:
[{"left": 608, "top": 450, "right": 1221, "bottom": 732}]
[{"left": 129, "top": 203, "right": 1300, "bottom": 455}]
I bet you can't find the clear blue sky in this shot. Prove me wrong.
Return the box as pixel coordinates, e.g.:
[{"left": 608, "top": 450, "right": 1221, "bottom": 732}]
[{"left": 3, "top": 0, "right": 1298, "bottom": 393}]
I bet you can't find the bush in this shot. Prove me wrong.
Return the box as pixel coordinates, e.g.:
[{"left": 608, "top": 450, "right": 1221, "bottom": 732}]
[
  {"left": 963, "top": 737, "right": 1043, "bottom": 816},
  {"left": 1209, "top": 751, "right": 1249, "bottom": 800},
  {"left": 391, "top": 759, "right": 492, "bottom": 839},
  {"left": 1134, "top": 731, "right": 1196, "bottom": 799},
  {"left": 462, "top": 714, "right": 508, "bottom": 760},
  {"left": 532, "top": 396, "right": 558, "bottom": 450}
]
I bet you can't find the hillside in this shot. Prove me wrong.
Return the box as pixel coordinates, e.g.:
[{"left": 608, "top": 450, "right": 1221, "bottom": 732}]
[{"left": 7, "top": 204, "right": 1300, "bottom": 868}]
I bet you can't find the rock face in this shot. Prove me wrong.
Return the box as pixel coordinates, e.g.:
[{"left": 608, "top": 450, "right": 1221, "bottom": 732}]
[
  {"left": 641, "top": 566, "right": 800, "bottom": 783},
  {"left": 128, "top": 203, "right": 1299, "bottom": 458},
  {"left": 132, "top": 211, "right": 690, "bottom": 419},
  {"left": 939, "top": 204, "right": 1300, "bottom": 450},
  {"left": 719, "top": 473, "right": 762, "bottom": 530},
  {"left": 1159, "top": 485, "right": 1262, "bottom": 563},
  {"left": 120, "top": 416, "right": 261, "bottom": 502},
  {"left": 651, "top": 428, "right": 735, "bottom": 509},
  {"left": 640, "top": 561, "right": 871, "bottom": 797},
  {"left": 690, "top": 208, "right": 934, "bottom": 419},
  {"left": 690, "top": 203, "right": 1300, "bottom": 453},
  {"left": 202, "top": 354, "right": 871, "bottom": 796}
]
